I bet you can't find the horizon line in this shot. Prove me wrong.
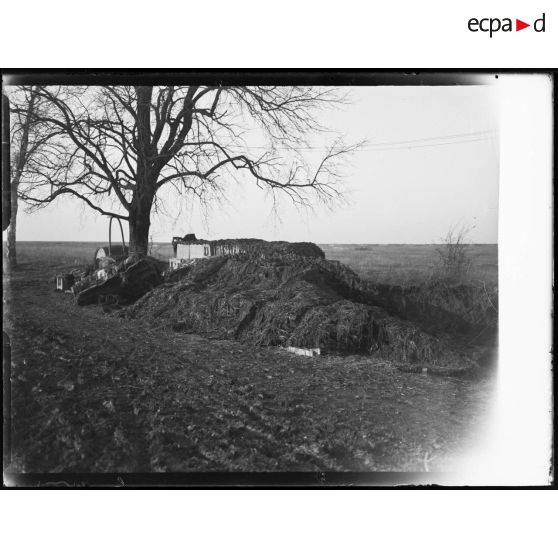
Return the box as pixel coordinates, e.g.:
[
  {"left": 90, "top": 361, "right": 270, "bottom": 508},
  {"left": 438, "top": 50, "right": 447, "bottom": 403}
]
[{"left": 6, "top": 240, "right": 499, "bottom": 246}]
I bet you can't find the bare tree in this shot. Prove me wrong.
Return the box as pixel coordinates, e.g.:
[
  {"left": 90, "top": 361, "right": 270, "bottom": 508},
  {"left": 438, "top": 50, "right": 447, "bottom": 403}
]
[
  {"left": 5, "top": 86, "right": 58, "bottom": 266},
  {"left": 435, "top": 224, "right": 475, "bottom": 282},
  {"left": 21, "top": 86, "right": 360, "bottom": 255}
]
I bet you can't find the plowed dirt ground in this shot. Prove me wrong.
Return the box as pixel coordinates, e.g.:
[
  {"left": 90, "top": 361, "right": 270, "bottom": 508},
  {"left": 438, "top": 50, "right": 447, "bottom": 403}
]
[{"left": 3, "top": 246, "right": 496, "bottom": 475}]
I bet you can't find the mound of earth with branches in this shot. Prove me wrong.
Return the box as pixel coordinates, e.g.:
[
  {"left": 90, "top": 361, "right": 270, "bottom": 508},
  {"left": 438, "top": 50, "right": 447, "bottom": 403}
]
[
  {"left": 73, "top": 255, "right": 165, "bottom": 306},
  {"left": 123, "top": 252, "right": 479, "bottom": 370}
]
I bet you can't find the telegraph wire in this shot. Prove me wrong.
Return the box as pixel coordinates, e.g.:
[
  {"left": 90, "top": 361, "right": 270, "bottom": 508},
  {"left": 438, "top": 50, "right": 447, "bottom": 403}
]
[
  {"left": 350, "top": 129, "right": 497, "bottom": 149},
  {"left": 361, "top": 134, "right": 498, "bottom": 152},
  {"left": 238, "top": 129, "right": 498, "bottom": 152}
]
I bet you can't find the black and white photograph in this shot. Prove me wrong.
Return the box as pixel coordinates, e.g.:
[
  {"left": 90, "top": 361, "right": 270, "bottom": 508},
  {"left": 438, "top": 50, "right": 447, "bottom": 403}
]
[{"left": 1, "top": 71, "right": 552, "bottom": 486}]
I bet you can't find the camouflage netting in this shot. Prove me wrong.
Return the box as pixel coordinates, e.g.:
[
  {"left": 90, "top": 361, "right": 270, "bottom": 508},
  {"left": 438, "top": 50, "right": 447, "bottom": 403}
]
[
  {"left": 124, "top": 253, "right": 477, "bottom": 368},
  {"left": 210, "top": 238, "right": 326, "bottom": 259}
]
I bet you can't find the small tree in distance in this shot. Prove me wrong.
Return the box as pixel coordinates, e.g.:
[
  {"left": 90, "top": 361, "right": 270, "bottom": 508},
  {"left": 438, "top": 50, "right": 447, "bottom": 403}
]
[{"left": 435, "top": 224, "right": 475, "bottom": 283}]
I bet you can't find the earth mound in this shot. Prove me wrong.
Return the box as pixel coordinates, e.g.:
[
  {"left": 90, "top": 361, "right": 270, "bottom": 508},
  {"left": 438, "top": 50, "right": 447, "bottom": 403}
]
[
  {"left": 74, "top": 255, "right": 165, "bottom": 305},
  {"left": 124, "top": 253, "right": 476, "bottom": 368}
]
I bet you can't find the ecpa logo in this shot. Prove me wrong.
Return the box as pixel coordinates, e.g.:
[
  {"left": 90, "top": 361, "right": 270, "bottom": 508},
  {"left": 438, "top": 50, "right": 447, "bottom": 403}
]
[{"left": 468, "top": 13, "right": 546, "bottom": 37}]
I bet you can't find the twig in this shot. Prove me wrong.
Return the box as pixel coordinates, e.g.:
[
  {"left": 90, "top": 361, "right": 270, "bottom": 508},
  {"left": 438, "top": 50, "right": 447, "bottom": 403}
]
[
  {"left": 423, "top": 451, "right": 433, "bottom": 472},
  {"left": 478, "top": 279, "right": 498, "bottom": 312}
]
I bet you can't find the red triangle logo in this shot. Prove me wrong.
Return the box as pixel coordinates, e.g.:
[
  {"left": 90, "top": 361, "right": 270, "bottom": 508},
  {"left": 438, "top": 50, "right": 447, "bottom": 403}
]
[{"left": 516, "top": 19, "right": 530, "bottom": 31}]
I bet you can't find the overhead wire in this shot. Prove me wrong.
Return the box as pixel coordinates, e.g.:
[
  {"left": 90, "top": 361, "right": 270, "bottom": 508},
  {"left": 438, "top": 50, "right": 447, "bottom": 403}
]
[{"left": 237, "top": 129, "right": 498, "bottom": 152}]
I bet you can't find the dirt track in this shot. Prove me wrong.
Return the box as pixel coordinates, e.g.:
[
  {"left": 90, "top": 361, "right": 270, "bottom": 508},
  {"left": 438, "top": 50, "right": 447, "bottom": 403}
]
[{"left": 3, "top": 260, "right": 496, "bottom": 473}]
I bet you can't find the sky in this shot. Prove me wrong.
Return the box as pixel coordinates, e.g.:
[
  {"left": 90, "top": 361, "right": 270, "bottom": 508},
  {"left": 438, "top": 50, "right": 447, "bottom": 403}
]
[{"left": 10, "top": 85, "right": 499, "bottom": 244}]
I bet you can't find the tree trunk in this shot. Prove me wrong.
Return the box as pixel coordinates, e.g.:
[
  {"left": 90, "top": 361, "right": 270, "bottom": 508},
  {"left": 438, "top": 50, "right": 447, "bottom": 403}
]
[
  {"left": 129, "top": 86, "right": 156, "bottom": 257},
  {"left": 128, "top": 191, "right": 154, "bottom": 256},
  {"left": 2, "top": 94, "right": 10, "bottom": 233},
  {"left": 6, "top": 177, "right": 18, "bottom": 266}
]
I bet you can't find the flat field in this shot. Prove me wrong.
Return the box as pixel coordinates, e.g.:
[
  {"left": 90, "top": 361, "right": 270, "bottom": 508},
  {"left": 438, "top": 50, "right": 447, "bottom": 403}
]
[
  {"left": 3, "top": 242, "right": 497, "bottom": 476},
  {"left": 8, "top": 241, "right": 498, "bottom": 285},
  {"left": 320, "top": 244, "right": 498, "bottom": 286}
]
